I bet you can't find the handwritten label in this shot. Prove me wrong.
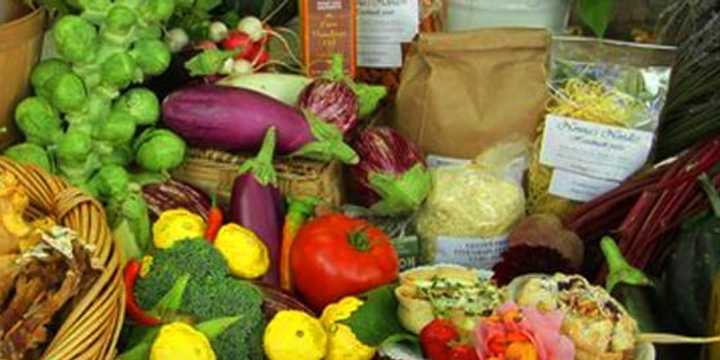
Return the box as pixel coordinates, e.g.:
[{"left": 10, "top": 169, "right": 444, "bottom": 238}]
[
  {"left": 358, "top": 42, "right": 403, "bottom": 68},
  {"left": 540, "top": 115, "right": 654, "bottom": 182},
  {"left": 357, "top": 0, "right": 419, "bottom": 43},
  {"left": 549, "top": 168, "right": 621, "bottom": 202},
  {"left": 432, "top": 234, "right": 509, "bottom": 270}
]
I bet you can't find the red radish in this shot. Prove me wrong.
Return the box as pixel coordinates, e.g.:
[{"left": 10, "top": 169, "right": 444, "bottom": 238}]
[
  {"left": 223, "top": 31, "right": 255, "bottom": 60},
  {"left": 253, "top": 49, "right": 269, "bottom": 67},
  {"left": 194, "top": 40, "right": 217, "bottom": 51},
  {"left": 237, "top": 16, "right": 265, "bottom": 42},
  {"left": 232, "top": 59, "right": 254, "bottom": 75},
  {"left": 208, "top": 21, "right": 229, "bottom": 42}
]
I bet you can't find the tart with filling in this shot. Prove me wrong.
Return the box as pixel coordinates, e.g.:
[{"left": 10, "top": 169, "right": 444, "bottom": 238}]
[{"left": 395, "top": 265, "right": 504, "bottom": 334}]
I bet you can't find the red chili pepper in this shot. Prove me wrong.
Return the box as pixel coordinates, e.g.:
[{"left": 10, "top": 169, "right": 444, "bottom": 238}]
[
  {"left": 205, "top": 195, "right": 223, "bottom": 243},
  {"left": 123, "top": 259, "right": 162, "bottom": 326}
]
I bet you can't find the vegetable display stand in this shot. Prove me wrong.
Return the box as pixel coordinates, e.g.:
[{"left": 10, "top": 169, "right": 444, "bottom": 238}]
[
  {"left": 0, "top": 5, "right": 45, "bottom": 150},
  {"left": 172, "top": 148, "right": 345, "bottom": 208},
  {"left": 0, "top": 157, "right": 125, "bottom": 359}
]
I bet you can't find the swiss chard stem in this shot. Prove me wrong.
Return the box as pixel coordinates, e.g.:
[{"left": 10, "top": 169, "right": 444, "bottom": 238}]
[
  {"left": 601, "top": 237, "right": 654, "bottom": 293},
  {"left": 698, "top": 173, "right": 720, "bottom": 218},
  {"left": 238, "top": 127, "right": 278, "bottom": 186}
]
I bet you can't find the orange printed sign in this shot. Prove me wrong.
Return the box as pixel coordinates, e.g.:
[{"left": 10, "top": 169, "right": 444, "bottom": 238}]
[{"left": 299, "top": 0, "right": 357, "bottom": 77}]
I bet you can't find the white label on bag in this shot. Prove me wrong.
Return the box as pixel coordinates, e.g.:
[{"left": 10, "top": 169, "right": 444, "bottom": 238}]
[
  {"left": 426, "top": 155, "right": 471, "bottom": 168},
  {"left": 358, "top": 42, "right": 403, "bottom": 68},
  {"left": 549, "top": 168, "right": 621, "bottom": 202},
  {"left": 433, "top": 234, "right": 509, "bottom": 270},
  {"left": 540, "top": 115, "right": 654, "bottom": 182},
  {"left": 357, "top": 0, "right": 419, "bottom": 43}
]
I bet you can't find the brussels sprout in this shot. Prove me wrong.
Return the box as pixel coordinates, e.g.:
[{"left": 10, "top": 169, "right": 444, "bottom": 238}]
[
  {"left": 113, "top": 88, "right": 159, "bottom": 125},
  {"left": 94, "top": 111, "right": 137, "bottom": 144},
  {"left": 135, "top": 24, "right": 163, "bottom": 40},
  {"left": 66, "top": 92, "right": 112, "bottom": 125},
  {"left": 76, "top": 0, "right": 111, "bottom": 24},
  {"left": 90, "top": 164, "right": 130, "bottom": 201},
  {"left": 106, "top": 5, "right": 137, "bottom": 33},
  {"left": 52, "top": 15, "right": 97, "bottom": 64},
  {"left": 139, "top": 0, "right": 175, "bottom": 23},
  {"left": 113, "top": 0, "right": 143, "bottom": 8},
  {"left": 31, "top": 59, "right": 72, "bottom": 99},
  {"left": 100, "top": 5, "right": 138, "bottom": 46},
  {"left": 99, "top": 143, "right": 133, "bottom": 166},
  {"left": 45, "top": 72, "right": 88, "bottom": 114},
  {"left": 14, "top": 97, "right": 63, "bottom": 146},
  {"left": 4, "top": 143, "right": 53, "bottom": 172},
  {"left": 57, "top": 129, "right": 93, "bottom": 166},
  {"left": 130, "top": 39, "right": 171, "bottom": 76},
  {"left": 135, "top": 129, "right": 186, "bottom": 172},
  {"left": 101, "top": 52, "right": 141, "bottom": 89}
]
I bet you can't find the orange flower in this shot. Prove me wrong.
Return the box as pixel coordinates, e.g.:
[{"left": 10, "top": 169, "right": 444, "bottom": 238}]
[
  {"left": 474, "top": 302, "right": 574, "bottom": 360},
  {"left": 506, "top": 342, "right": 538, "bottom": 360}
]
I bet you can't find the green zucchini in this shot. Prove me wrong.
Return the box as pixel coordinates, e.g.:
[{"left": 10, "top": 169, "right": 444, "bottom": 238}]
[{"left": 665, "top": 174, "right": 720, "bottom": 336}]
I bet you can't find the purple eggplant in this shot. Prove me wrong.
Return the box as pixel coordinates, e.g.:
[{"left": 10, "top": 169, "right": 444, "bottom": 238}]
[
  {"left": 162, "top": 84, "right": 358, "bottom": 164},
  {"left": 299, "top": 79, "right": 359, "bottom": 136},
  {"left": 142, "top": 179, "right": 212, "bottom": 222},
  {"left": 349, "top": 126, "right": 431, "bottom": 216},
  {"left": 230, "top": 127, "right": 285, "bottom": 285}
]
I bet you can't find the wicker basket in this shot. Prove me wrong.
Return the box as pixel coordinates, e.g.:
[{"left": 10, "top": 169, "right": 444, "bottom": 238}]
[
  {"left": 0, "top": 157, "right": 124, "bottom": 360},
  {"left": 172, "top": 148, "right": 345, "bottom": 208}
]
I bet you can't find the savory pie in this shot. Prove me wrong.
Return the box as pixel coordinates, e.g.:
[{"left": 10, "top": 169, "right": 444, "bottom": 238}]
[
  {"left": 508, "top": 273, "right": 638, "bottom": 360},
  {"left": 395, "top": 265, "right": 504, "bottom": 334}
]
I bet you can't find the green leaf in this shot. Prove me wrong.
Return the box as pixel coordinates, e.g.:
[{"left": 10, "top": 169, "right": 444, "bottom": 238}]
[
  {"left": 576, "top": 0, "right": 617, "bottom": 38},
  {"left": 196, "top": 316, "right": 242, "bottom": 339},
  {"left": 195, "top": 0, "right": 222, "bottom": 11},
  {"left": 148, "top": 274, "right": 190, "bottom": 320},
  {"left": 340, "top": 284, "right": 412, "bottom": 347}
]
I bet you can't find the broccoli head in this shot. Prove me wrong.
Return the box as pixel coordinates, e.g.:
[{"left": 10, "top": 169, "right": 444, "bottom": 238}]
[
  {"left": 134, "top": 239, "right": 265, "bottom": 360},
  {"left": 135, "top": 239, "right": 229, "bottom": 309}
]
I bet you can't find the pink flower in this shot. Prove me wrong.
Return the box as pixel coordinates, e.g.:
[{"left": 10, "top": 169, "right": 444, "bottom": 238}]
[{"left": 474, "top": 302, "right": 574, "bottom": 360}]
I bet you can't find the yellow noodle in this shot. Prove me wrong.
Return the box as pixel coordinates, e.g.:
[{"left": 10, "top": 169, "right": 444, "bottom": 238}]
[{"left": 528, "top": 79, "right": 642, "bottom": 217}]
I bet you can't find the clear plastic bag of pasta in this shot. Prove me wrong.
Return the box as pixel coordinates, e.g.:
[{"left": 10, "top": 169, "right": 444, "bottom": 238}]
[
  {"left": 527, "top": 37, "right": 676, "bottom": 218},
  {"left": 416, "top": 136, "right": 530, "bottom": 269}
]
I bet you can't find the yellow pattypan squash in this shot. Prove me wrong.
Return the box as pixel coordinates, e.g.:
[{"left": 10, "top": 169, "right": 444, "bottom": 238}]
[
  {"left": 264, "top": 310, "right": 327, "bottom": 360},
  {"left": 150, "top": 322, "right": 216, "bottom": 360},
  {"left": 321, "top": 296, "right": 376, "bottom": 360},
  {"left": 153, "top": 209, "right": 206, "bottom": 249},
  {"left": 214, "top": 223, "right": 270, "bottom": 279}
]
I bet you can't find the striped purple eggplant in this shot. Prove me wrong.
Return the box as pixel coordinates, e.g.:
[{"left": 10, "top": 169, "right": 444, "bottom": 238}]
[
  {"left": 142, "top": 179, "right": 212, "bottom": 221},
  {"left": 349, "top": 126, "right": 432, "bottom": 216},
  {"left": 299, "top": 79, "right": 359, "bottom": 136}
]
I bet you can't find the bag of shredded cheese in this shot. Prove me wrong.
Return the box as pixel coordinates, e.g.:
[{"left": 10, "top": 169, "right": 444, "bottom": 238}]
[{"left": 416, "top": 137, "right": 529, "bottom": 269}]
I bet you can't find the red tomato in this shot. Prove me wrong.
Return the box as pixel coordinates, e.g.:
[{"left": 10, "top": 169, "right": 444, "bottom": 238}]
[
  {"left": 222, "top": 30, "right": 254, "bottom": 59},
  {"left": 290, "top": 214, "right": 399, "bottom": 311}
]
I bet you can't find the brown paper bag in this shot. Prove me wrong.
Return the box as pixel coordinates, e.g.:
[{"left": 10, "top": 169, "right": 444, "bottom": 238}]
[{"left": 392, "top": 28, "right": 550, "bottom": 159}]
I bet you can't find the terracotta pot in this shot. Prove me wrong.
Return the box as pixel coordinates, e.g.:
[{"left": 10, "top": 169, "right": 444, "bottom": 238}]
[{"left": 0, "top": 5, "right": 46, "bottom": 150}]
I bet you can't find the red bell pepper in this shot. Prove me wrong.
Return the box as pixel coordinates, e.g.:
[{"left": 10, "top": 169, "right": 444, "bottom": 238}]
[
  {"left": 290, "top": 213, "right": 399, "bottom": 311},
  {"left": 123, "top": 259, "right": 162, "bottom": 326}
]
